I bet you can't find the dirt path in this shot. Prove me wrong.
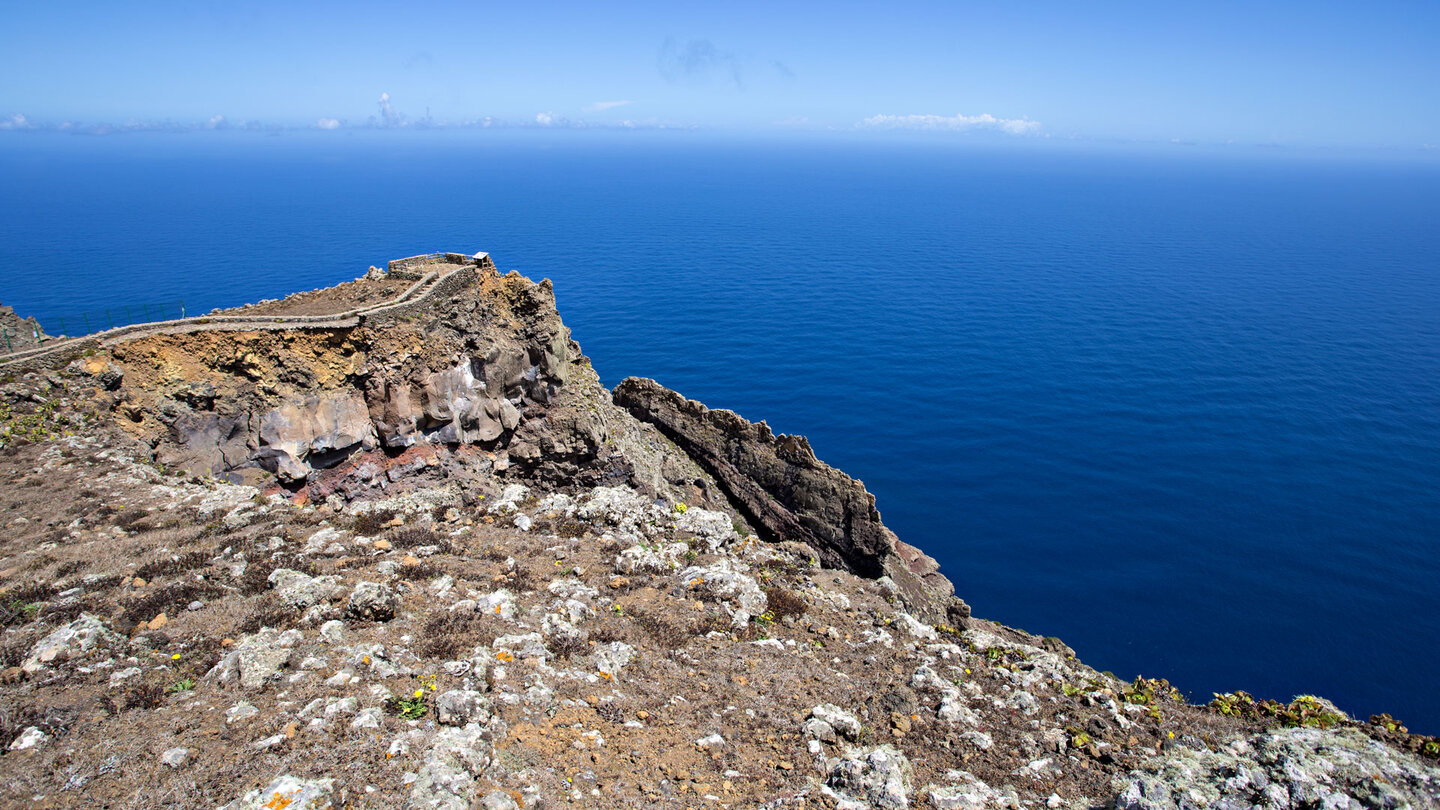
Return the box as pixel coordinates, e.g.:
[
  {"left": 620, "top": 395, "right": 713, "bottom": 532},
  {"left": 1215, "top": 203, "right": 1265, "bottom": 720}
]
[{"left": 0, "top": 260, "right": 472, "bottom": 370}]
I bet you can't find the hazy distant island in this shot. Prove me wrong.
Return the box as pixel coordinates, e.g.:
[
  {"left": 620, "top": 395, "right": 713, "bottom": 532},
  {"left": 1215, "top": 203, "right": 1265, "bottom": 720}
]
[{"left": 0, "top": 253, "right": 1436, "bottom": 809}]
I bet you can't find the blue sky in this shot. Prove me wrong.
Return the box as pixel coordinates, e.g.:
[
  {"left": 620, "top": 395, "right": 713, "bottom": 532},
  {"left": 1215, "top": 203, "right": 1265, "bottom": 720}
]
[{"left": 2, "top": 1, "right": 1437, "bottom": 148}]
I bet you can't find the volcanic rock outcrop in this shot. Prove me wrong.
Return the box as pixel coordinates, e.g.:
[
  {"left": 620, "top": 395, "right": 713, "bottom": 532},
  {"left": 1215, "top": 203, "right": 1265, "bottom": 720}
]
[
  {"left": 614, "top": 376, "right": 968, "bottom": 626},
  {"left": 93, "top": 256, "right": 716, "bottom": 511}
]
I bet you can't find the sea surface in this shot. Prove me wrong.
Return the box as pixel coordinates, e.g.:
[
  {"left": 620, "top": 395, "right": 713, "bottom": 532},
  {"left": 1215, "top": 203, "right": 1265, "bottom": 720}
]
[{"left": 3, "top": 133, "right": 1438, "bottom": 731}]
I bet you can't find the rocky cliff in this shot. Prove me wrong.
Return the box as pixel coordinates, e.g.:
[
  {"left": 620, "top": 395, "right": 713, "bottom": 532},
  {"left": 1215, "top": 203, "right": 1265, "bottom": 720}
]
[
  {"left": 614, "top": 377, "right": 967, "bottom": 628},
  {"left": 0, "top": 254, "right": 1435, "bottom": 810},
  {"left": 88, "top": 256, "right": 722, "bottom": 515}
]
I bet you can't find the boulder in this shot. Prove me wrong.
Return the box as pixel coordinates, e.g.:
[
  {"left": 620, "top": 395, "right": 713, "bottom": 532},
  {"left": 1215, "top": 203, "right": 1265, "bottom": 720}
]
[
  {"left": 436, "top": 690, "right": 490, "bottom": 726},
  {"left": 221, "top": 774, "right": 335, "bottom": 810},
  {"left": 208, "top": 628, "right": 293, "bottom": 690},
  {"left": 8, "top": 727, "right": 47, "bottom": 751},
  {"left": 346, "top": 581, "right": 399, "bottom": 621},
  {"left": 493, "top": 633, "right": 548, "bottom": 661},
  {"left": 268, "top": 568, "right": 343, "bottom": 611},
  {"left": 408, "top": 723, "right": 493, "bottom": 810},
  {"left": 23, "top": 613, "right": 119, "bottom": 674},
  {"left": 810, "top": 704, "right": 863, "bottom": 741},
  {"left": 827, "top": 745, "right": 912, "bottom": 810},
  {"left": 679, "top": 560, "right": 768, "bottom": 627}
]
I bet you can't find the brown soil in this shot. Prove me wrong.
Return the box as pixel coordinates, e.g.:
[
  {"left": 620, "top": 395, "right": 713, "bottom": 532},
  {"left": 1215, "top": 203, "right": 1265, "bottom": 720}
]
[{"left": 214, "top": 276, "right": 407, "bottom": 318}]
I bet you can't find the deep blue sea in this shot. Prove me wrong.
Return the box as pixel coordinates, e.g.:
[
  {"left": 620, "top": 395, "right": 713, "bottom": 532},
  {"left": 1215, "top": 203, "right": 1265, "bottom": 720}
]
[{"left": 3, "top": 133, "right": 1438, "bottom": 731}]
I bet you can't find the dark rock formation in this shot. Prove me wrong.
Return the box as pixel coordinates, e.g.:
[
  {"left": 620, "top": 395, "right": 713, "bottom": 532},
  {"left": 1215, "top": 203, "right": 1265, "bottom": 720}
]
[
  {"left": 0, "top": 302, "right": 48, "bottom": 353},
  {"left": 613, "top": 376, "right": 969, "bottom": 627}
]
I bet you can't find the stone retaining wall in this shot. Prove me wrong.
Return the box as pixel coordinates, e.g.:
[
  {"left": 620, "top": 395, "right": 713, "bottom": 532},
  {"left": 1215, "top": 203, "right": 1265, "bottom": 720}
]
[{"left": 1, "top": 252, "right": 494, "bottom": 371}]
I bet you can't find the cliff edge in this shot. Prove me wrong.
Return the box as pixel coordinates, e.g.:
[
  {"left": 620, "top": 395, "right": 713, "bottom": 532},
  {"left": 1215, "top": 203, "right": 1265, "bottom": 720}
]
[{"left": 0, "top": 253, "right": 1435, "bottom": 809}]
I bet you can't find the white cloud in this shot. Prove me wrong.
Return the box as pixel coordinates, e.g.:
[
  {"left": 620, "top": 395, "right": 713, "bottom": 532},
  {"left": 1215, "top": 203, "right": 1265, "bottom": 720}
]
[
  {"left": 315, "top": 118, "right": 341, "bottom": 130},
  {"left": 859, "top": 112, "right": 1040, "bottom": 135},
  {"left": 535, "top": 112, "right": 554, "bottom": 126},
  {"left": 585, "top": 100, "right": 633, "bottom": 112},
  {"left": 204, "top": 114, "right": 226, "bottom": 129},
  {"left": 378, "top": 92, "right": 399, "bottom": 126},
  {"left": 0, "top": 113, "right": 33, "bottom": 130}
]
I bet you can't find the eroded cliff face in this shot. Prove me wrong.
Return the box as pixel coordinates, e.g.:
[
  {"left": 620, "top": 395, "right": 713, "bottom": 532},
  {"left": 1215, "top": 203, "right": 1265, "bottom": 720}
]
[
  {"left": 93, "top": 265, "right": 718, "bottom": 512},
  {"left": 614, "top": 376, "right": 969, "bottom": 627}
]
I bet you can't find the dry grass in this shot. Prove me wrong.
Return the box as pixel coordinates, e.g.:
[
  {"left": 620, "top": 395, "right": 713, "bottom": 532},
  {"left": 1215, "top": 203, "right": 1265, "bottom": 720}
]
[
  {"left": 133, "top": 549, "right": 213, "bottom": 583},
  {"left": 416, "top": 609, "right": 501, "bottom": 660},
  {"left": 764, "top": 587, "right": 808, "bottom": 623},
  {"left": 119, "top": 580, "right": 227, "bottom": 627},
  {"left": 353, "top": 509, "right": 396, "bottom": 536}
]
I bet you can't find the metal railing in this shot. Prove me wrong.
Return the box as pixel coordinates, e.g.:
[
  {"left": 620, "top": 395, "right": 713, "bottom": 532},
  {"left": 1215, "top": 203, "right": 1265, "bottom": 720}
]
[{"left": 3, "top": 301, "right": 188, "bottom": 355}]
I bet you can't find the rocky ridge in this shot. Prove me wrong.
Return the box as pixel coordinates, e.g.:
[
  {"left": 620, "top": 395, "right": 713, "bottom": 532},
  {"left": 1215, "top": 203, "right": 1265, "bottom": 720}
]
[{"left": 0, "top": 254, "right": 1435, "bottom": 809}]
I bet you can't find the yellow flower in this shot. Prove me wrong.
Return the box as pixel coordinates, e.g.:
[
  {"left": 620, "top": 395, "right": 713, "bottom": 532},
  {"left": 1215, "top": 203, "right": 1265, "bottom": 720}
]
[
  {"left": 171, "top": 654, "right": 181, "bottom": 660},
  {"left": 414, "top": 689, "right": 424, "bottom": 699}
]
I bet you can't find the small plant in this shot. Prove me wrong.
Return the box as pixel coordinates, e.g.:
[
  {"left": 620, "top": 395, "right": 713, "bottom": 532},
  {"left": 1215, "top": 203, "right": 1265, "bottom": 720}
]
[
  {"left": 1209, "top": 691, "right": 1345, "bottom": 729},
  {"left": 1369, "top": 713, "right": 1406, "bottom": 733},
  {"left": 392, "top": 692, "right": 428, "bottom": 720},
  {"left": 1122, "top": 676, "right": 1183, "bottom": 706},
  {"left": 166, "top": 677, "right": 195, "bottom": 694},
  {"left": 673, "top": 502, "right": 688, "bottom": 514}
]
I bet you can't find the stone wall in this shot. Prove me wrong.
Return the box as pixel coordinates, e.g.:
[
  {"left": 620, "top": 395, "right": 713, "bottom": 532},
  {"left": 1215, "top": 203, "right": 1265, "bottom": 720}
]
[{"left": 387, "top": 252, "right": 490, "bottom": 276}]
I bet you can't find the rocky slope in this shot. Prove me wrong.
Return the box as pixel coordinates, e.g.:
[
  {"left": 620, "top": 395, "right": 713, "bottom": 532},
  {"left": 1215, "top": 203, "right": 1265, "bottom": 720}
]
[{"left": 0, "top": 255, "right": 1436, "bottom": 809}]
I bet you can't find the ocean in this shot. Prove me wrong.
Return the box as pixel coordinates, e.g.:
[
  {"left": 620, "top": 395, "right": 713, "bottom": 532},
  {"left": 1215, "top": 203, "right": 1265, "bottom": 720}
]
[{"left": 2, "top": 132, "right": 1438, "bottom": 731}]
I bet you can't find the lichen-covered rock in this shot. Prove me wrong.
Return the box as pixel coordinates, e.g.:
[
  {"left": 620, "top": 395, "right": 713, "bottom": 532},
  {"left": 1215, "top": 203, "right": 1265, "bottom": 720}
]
[
  {"left": 408, "top": 723, "right": 492, "bottom": 810},
  {"left": 22, "top": 613, "right": 119, "bottom": 674},
  {"left": 679, "top": 560, "right": 767, "bottom": 627},
  {"left": 8, "top": 726, "right": 47, "bottom": 751},
  {"left": 1112, "top": 727, "right": 1440, "bottom": 810},
  {"left": 436, "top": 690, "right": 490, "bottom": 726},
  {"left": 493, "top": 633, "right": 548, "bottom": 661},
  {"left": 810, "top": 703, "right": 863, "bottom": 741},
  {"left": 827, "top": 745, "right": 913, "bottom": 809},
  {"left": 487, "top": 484, "right": 530, "bottom": 515},
  {"left": 592, "top": 642, "right": 634, "bottom": 677},
  {"left": 346, "top": 581, "right": 399, "bottom": 621},
  {"left": 615, "top": 541, "right": 689, "bottom": 574},
  {"left": 475, "top": 589, "right": 517, "bottom": 620},
  {"left": 268, "top": 568, "right": 343, "bottom": 611},
  {"left": 208, "top": 628, "right": 294, "bottom": 690},
  {"left": 673, "top": 505, "right": 737, "bottom": 550},
  {"left": 546, "top": 577, "right": 597, "bottom": 602},
  {"left": 924, "top": 771, "right": 1020, "bottom": 810},
  {"left": 577, "top": 485, "right": 675, "bottom": 545},
  {"left": 221, "top": 774, "right": 335, "bottom": 810}
]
